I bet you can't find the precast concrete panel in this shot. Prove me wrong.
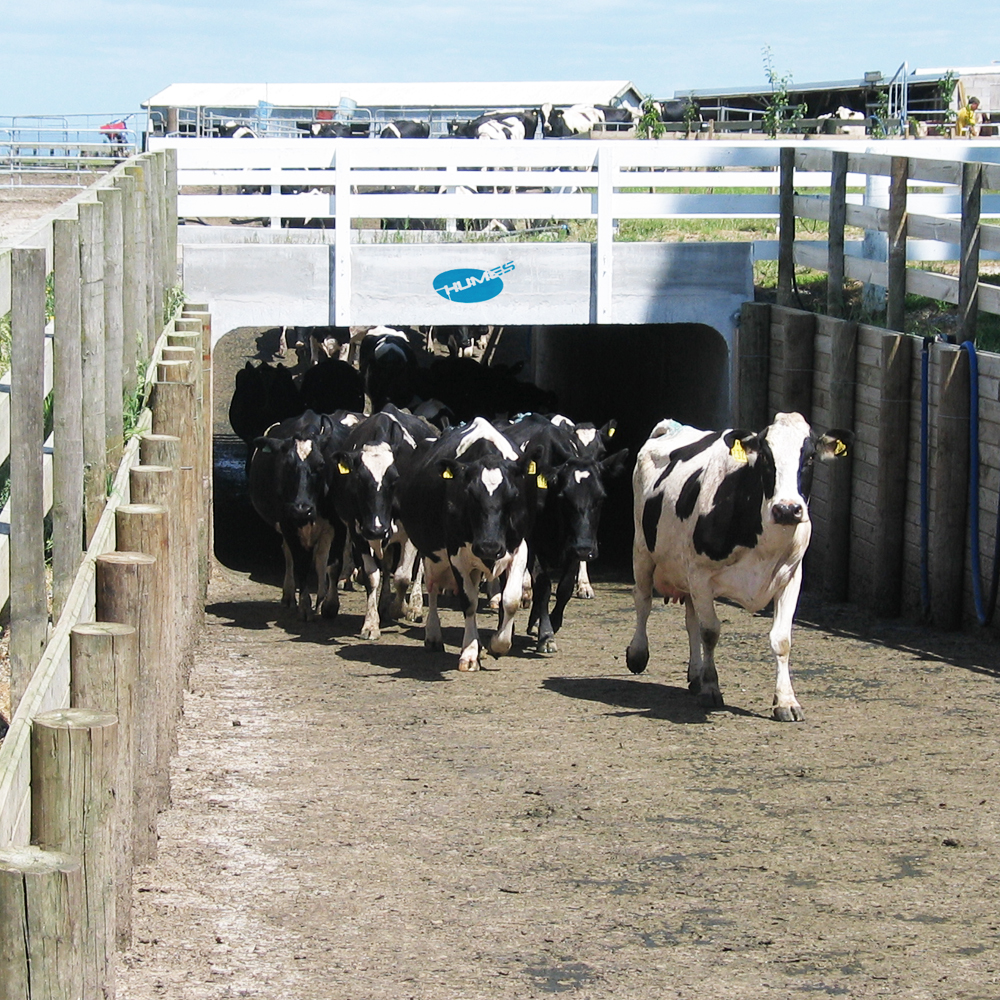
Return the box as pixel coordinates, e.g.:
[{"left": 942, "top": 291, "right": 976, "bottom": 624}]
[{"left": 349, "top": 244, "right": 592, "bottom": 326}]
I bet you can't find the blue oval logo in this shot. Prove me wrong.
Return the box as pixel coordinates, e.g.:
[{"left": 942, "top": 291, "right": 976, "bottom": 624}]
[{"left": 433, "top": 261, "right": 515, "bottom": 303}]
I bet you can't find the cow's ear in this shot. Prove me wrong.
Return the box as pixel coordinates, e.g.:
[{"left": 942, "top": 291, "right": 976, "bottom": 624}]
[
  {"left": 518, "top": 443, "right": 545, "bottom": 478},
  {"left": 600, "top": 419, "right": 618, "bottom": 445},
  {"left": 816, "top": 429, "right": 854, "bottom": 460},
  {"left": 333, "top": 451, "right": 354, "bottom": 475},
  {"left": 600, "top": 447, "right": 631, "bottom": 479},
  {"left": 253, "top": 436, "right": 278, "bottom": 454},
  {"left": 438, "top": 459, "right": 461, "bottom": 481},
  {"left": 725, "top": 431, "right": 759, "bottom": 464}
]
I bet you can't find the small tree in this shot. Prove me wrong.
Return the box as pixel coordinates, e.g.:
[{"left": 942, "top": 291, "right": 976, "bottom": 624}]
[
  {"left": 637, "top": 97, "right": 666, "bottom": 140},
  {"left": 761, "top": 46, "right": 805, "bottom": 138}
]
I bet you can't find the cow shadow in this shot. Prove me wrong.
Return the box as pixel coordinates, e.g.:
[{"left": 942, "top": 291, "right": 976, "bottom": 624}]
[{"left": 542, "top": 675, "right": 763, "bottom": 724}]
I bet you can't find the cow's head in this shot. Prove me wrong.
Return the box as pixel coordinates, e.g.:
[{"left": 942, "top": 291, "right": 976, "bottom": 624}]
[
  {"left": 735, "top": 412, "right": 853, "bottom": 527},
  {"left": 252, "top": 431, "right": 328, "bottom": 526},
  {"left": 540, "top": 104, "right": 570, "bottom": 137},
  {"left": 330, "top": 442, "right": 399, "bottom": 546}
]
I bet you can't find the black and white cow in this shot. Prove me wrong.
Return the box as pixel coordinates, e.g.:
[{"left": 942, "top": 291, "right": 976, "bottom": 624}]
[
  {"left": 549, "top": 415, "right": 620, "bottom": 598},
  {"left": 395, "top": 417, "right": 537, "bottom": 671},
  {"left": 358, "top": 326, "right": 419, "bottom": 411},
  {"left": 217, "top": 120, "right": 258, "bottom": 138},
  {"left": 296, "top": 121, "right": 365, "bottom": 138},
  {"left": 298, "top": 358, "right": 365, "bottom": 416},
  {"left": 323, "top": 404, "right": 439, "bottom": 637},
  {"left": 249, "top": 410, "right": 353, "bottom": 620},
  {"left": 541, "top": 104, "right": 637, "bottom": 137},
  {"left": 450, "top": 110, "right": 540, "bottom": 140},
  {"left": 228, "top": 361, "right": 304, "bottom": 466},
  {"left": 427, "top": 325, "right": 476, "bottom": 358},
  {"left": 503, "top": 414, "right": 629, "bottom": 652},
  {"left": 626, "top": 412, "right": 852, "bottom": 721},
  {"left": 380, "top": 120, "right": 431, "bottom": 138},
  {"left": 654, "top": 98, "right": 700, "bottom": 124}
]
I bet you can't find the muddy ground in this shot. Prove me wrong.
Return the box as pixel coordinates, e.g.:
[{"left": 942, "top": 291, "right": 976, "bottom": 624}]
[{"left": 115, "top": 329, "right": 1000, "bottom": 999}]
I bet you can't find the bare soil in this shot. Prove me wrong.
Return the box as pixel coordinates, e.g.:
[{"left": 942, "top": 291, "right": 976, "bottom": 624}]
[{"left": 115, "top": 327, "right": 1000, "bottom": 999}]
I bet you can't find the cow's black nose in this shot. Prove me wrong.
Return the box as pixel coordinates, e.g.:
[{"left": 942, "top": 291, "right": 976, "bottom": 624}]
[
  {"left": 772, "top": 502, "right": 803, "bottom": 525},
  {"left": 575, "top": 544, "right": 598, "bottom": 561},
  {"left": 291, "top": 502, "right": 315, "bottom": 521},
  {"left": 472, "top": 541, "right": 503, "bottom": 563}
]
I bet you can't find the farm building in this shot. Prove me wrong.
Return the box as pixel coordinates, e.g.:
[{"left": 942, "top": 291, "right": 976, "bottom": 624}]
[
  {"left": 142, "top": 81, "right": 645, "bottom": 139},
  {"left": 673, "top": 64, "right": 1000, "bottom": 135}
]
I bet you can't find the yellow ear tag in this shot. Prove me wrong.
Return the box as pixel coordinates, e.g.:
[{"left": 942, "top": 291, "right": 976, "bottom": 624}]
[
  {"left": 442, "top": 468, "right": 453, "bottom": 480},
  {"left": 527, "top": 461, "right": 537, "bottom": 475},
  {"left": 536, "top": 474, "right": 548, "bottom": 489},
  {"left": 337, "top": 462, "right": 351, "bottom": 475},
  {"left": 730, "top": 440, "right": 748, "bottom": 463},
  {"left": 835, "top": 439, "right": 848, "bottom": 457},
  {"left": 608, "top": 427, "right": 616, "bottom": 437}
]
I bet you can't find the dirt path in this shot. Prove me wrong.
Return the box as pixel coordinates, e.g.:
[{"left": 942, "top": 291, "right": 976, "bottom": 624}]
[{"left": 116, "top": 562, "right": 1000, "bottom": 1000}]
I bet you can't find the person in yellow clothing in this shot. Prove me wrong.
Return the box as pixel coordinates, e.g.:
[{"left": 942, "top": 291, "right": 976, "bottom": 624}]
[{"left": 957, "top": 96, "right": 983, "bottom": 137}]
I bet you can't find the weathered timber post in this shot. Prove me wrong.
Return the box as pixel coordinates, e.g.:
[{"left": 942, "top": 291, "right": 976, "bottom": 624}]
[
  {"left": 886, "top": 156, "right": 909, "bottom": 333},
  {"left": 827, "top": 151, "right": 848, "bottom": 318},
  {"left": 737, "top": 302, "right": 771, "bottom": 429},
  {"left": 52, "top": 217, "right": 85, "bottom": 624},
  {"left": 777, "top": 147, "right": 795, "bottom": 307},
  {"left": 959, "top": 161, "right": 982, "bottom": 343},
  {"left": 872, "top": 332, "right": 914, "bottom": 617},
  {"left": 70, "top": 621, "right": 138, "bottom": 949},
  {"left": 153, "top": 371, "right": 204, "bottom": 628},
  {"left": 164, "top": 147, "right": 179, "bottom": 294},
  {"left": 114, "top": 505, "right": 174, "bottom": 817},
  {"left": 930, "top": 343, "right": 971, "bottom": 629},
  {"left": 819, "top": 315, "right": 857, "bottom": 601},
  {"left": 95, "top": 551, "right": 160, "bottom": 863},
  {"left": 79, "top": 198, "right": 108, "bottom": 544},
  {"left": 147, "top": 153, "right": 165, "bottom": 334},
  {"left": 129, "top": 463, "right": 188, "bottom": 707},
  {"left": 9, "top": 247, "right": 49, "bottom": 709},
  {"left": 0, "top": 847, "right": 84, "bottom": 1000},
  {"left": 772, "top": 305, "right": 815, "bottom": 417},
  {"left": 123, "top": 161, "right": 153, "bottom": 358},
  {"left": 97, "top": 184, "right": 125, "bottom": 470},
  {"left": 114, "top": 170, "right": 140, "bottom": 396},
  {"left": 31, "top": 709, "right": 118, "bottom": 1000}
]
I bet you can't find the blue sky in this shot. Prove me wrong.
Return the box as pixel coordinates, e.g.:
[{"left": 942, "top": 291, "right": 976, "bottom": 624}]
[{"left": 2, "top": 0, "right": 999, "bottom": 118}]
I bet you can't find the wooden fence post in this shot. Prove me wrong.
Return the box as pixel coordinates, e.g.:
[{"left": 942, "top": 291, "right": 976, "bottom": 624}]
[
  {"left": 52, "top": 218, "right": 85, "bottom": 625},
  {"left": 31, "top": 709, "right": 118, "bottom": 1000},
  {"left": 737, "top": 302, "right": 771, "bottom": 429},
  {"left": 79, "top": 199, "right": 108, "bottom": 544},
  {"left": 886, "top": 156, "right": 909, "bottom": 333},
  {"left": 960, "top": 161, "right": 982, "bottom": 343},
  {"left": 777, "top": 146, "right": 795, "bottom": 307},
  {"left": 827, "top": 150, "right": 848, "bottom": 318},
  {"left": 123, "top": 161, "right": 153, "bottom": 359},
  {"left": 114, "top": 170, "right": 140, "bottom": 396},
  {"left": 70, "top": 621, "right": 138, "bottom": 950},
  {"left": 147, "top": 154, "right": 164, "bottom": 332},
  {"left": 819, "top": 316, "right": 857, "bottom": 602},
  {"left": 97, "top": 185, "right": 125, "bottom": 471},
  {"left": 930, "top": 343, "right": 971, "bottom": 629},
  {"left": 95, "top": 551, "right": 160, "bottom": 863},
  {"left": 9, "top": 247, "right": 49, "bottom": 710},
  {"left": 114, "top": 505, "right": 175, "bottom": 816},
  {"left": 772, "top": 305, "right": 816, "bottom": 417},
  {"left": 0, "top": 847, "right": 84, "bottom": 1000},
  {"left": 872, "top": 332, "right": 914, "bottom": 617}
]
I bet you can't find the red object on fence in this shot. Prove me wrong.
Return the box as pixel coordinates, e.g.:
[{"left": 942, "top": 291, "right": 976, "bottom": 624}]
[
  {"left": 316, "top": 109, "right": 334, "bottom": 121},
  {"left": 101, "top": 121, "right": 127, "bottom": 133}
]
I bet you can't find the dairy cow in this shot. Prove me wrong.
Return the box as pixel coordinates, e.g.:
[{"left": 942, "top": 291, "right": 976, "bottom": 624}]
[
  {"left": 380, "top": 120, "right": 431, "bottom": 138},
  {"left": 503, "top": 414, "right": 629, "bottom": 652},
  {"left": 626, "top": 412, "right": 852, "bottom": 721},
  {"left": 249, "top": 410, "right": 355, "bottom": 620},
  {"left": 323, "top": 405, "right": 439, "bottom": 638},
  {"left": 549, "top": 415, "right": 621, "bottom": 599},
  {"left": 298, "top": 358, "right": 365, "bottom": 416},
  {"left": 358, "top": 326, "right": 418, "bottom": 411},
  {"left": 396, "top": 418, "right": 537, "bottom": 671},
  {"left": 450, "top": 110, "right": 540, "bottom": 140},
  {"left": 541, "top": 104, "right": 637, "bottom": 137}
]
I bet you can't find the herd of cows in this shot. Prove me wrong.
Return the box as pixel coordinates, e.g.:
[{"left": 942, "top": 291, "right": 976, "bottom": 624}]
[
  {"left": 217, "top": 99, "right": 698, "bottom": 142},
  {"left": 229, "top": 325, "right": 852, "bottom": 721}
]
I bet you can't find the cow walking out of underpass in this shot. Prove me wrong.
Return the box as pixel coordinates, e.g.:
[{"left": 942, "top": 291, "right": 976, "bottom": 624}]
[{"left": 626, "top": 412, "right": 852, "bottom": 721}]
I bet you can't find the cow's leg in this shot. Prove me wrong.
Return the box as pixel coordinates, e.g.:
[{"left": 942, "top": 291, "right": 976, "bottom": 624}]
[
  {"left": 490, "top": 540, "right": 528, "bottom": 657},
  {"left": 423, "top": 559, "right": 445, "bottom": 652},
  {"left": 321, "top": 519, "right": 347, "bottom": 620},
  {"left": 575, "top": 559, "right": 595, "bottom": 599},
  {"left": 453, "top": 562, "right": 484, "bottom": 671},
  {"left": 686, "top": 591, "right": 722, "bottom": 709},
  {"left": 626, "top": 548, "right": 654, "bottom": 673},
  {"left": 283, "top": 531, "right": 316, "bottom": 621},
  {"left": 280, "top": 538, "right": 296, "bottom": 607},
  {"left": 770, "top": 567, "right": 805, "bottom": 722},
  {"left": 312, "top": 523, "right": 335, "bottom": 616},
  {"left": 359, "top": 545, "right": 382, "bottom": 641},
  {"left": 548, "top": 557, "right": 578, "bottom": 637},
  {"left": 533, "top": 566, "right": 555, "bottom": 653}
]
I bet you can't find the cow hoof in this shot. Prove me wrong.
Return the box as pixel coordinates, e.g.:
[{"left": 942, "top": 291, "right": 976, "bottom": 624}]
[
  {"left": 773, "top": 703, "right": 804, "bottom": 722},
  {"left": 405, "top": 608, "right": 424, "bottom": 624},
  {"left": 575, "top": 585, "right": 595, "bottom": 600},
  {"left": 424, "top": 639, "right": 445, "bottom": 653},
  {"left": 360, "top": 625, "right": 381, "bottom": 641},
  {"left": 320, "top": 601, "right": 340, "bottom": 620},
  {"left": 458, "top": 655, "right": 481, "bottom": 672},
  {"left": 536, "top": 637, "right": 558, "bottom": 654},
  {"left": 281, "top": 593, "right": 295, "bottom": 608},
  {"left": 489, "top": 634, "right": 512, "bottom": 656},
  {"left": 691, "top": 683, "right": 724, "bottom": 710},
  {"left": 625, "top": 645, "right": 649, "bottom": 674}
]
